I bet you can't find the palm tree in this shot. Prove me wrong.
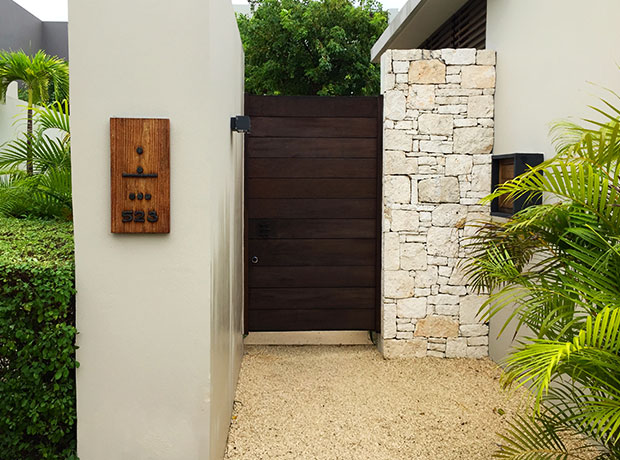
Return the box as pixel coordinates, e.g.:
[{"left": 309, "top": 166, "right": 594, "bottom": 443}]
[
  {"left": 464, "top": 91, "right": 620, "bottom": 458},
  {"left": 0, "top": 50, "right": 69, "bottom": 175},
  {"left": 0, "top": 100, "right": 72, "bottom": 219}
]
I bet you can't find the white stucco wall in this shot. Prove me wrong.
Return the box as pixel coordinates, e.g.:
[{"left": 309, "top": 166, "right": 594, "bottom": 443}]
[
  {"left": 69, "top": 0, "right": 244, "bottom": 458},
  {"left": 0, "top": 82, "right": 25, "bottom": 146},
  {"left": 486, "top": 0, "right": 620, "bottom": 361}
]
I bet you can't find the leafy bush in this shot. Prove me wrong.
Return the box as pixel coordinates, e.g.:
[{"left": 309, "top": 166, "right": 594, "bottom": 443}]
[
  {"left": 0, "top": 217, "right": 77, "bottom": 459},
  {"left": 465, "top": 90, "right": 620, "bottom": 458}
]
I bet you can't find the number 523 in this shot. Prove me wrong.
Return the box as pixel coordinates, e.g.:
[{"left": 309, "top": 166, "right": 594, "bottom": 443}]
[{"left": 122, "top": 210, "right": 159, "bottom": 223}]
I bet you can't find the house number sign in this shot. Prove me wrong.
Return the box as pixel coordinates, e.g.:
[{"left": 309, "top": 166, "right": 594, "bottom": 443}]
[{"left": 110, "top": 118, "right": 170, "bottom": 233}]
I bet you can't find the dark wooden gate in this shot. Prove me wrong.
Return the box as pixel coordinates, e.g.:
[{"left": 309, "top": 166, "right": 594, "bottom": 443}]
[{"left": 245, "top": 95, "right": 382, "bottom": 332}]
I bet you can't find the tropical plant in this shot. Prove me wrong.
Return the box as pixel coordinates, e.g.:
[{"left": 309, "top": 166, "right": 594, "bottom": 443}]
[
  {"left": 237, "top": 0, "right": 388, "bottom": 96},
  {"left": 0, "top": 100, "right": 72, "bottom": 219},
  {"left": 464, "top": 90, "right": 620, "bottom": 458},
  {"left": 0, "top": 50, "right": 69, "bottom": 175}
]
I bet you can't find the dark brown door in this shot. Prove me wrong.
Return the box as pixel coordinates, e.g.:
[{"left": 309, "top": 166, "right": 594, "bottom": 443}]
[{"left": 245, "top": 95, "right": 382, "bottom": 332}]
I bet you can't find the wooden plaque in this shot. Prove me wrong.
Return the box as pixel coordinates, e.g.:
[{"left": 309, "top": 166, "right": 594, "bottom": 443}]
[{"left": 111, "top": 118, "right": 170, "bottom": 233}]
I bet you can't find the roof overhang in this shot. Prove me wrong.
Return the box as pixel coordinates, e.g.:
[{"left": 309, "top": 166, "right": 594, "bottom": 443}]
[{"left": 371, "top": 0, "right": 470, "bottom": 63}]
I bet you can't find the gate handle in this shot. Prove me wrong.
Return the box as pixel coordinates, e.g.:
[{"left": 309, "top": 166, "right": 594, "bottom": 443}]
[{"left": 251, "top": 256, "right": 259, "bottom": 264}]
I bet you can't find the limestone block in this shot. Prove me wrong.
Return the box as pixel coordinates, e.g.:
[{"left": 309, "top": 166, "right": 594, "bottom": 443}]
[
  {"left": 392, "top": 60, "right": 410, "bottom": 73},
  {"left": 400, "top": 242, "right": 427, "bottom": 271},
  {"left": 427, "top": 227, "right": 459, "bottom": 257},
  {"left": 440, "top": 285, "right": 467, "bottom": 296},
  {"left": 385, "top": 175, "right": 411, "bottom": 203},
  {"left": 428, "top": 342, "right": 446, "bottom": 352},
  {"left": 454, "top": 118, "right": 477, "bottom": 128},
  {"left": 431, "top": 204, "right": 467, "bottom": 227},
  {"left": 391, "top": 210, "right": 419, "bottom": 232},
  {"left": 383, "top": 338, "right": 428, "bottom": 358},
  {"left": 384, "top": 90, "right": 407, "bottom": 120},
  {"left": 384, "top": 150, "right": 418, "bottom": 175},
  {"left": 385, "top": 129, "right": 413, "bottom": 151},
  {"left": 468, "top": 337, "right": 489, "bottom": 348},
  {"left": 407, "top": 85, "right": 435, "bottom": 110},
  {"left": 384, "top": 270, "right": 414, "bottom": 299},
  {"left": 476, "top": 50, "right": 496, "bottom": 66},
  {"left": 418, "top": 177, "right": 460, "bottom": 203},
  {"left": 461, "top": 66, "right": 496, "bottom": 89},
  {"left": 445, "top": 155, "right": 473, "bottom": 175},
  {"left": 466, "top": 346, "right": 488, "bottom": 358},
  {"left": 414, "top": 315, "right": 459, "bottom": 337},
  {"left": 445, "top": 338, "right": 468, "bottom": 358},
  {"left": 453, "top": 128, "right": 494, "bottom": 154},
  {"left": 471, "top": 164, "right": 492, "bottom": 193},
  {"left": 441, "top": 49, "right": 476, "bottom": 65},
  {"left": 418, "top": 114, "right": 453, "bottom": 136},
  {"left": 393, "top": 49, "right": 422, "bottom": 61},
  {"left": 419, "top": 141, "right": 453, "bottom": 154},
  {"left": 438, "top": 104, "right": 466, "bottom": 114},
  {"left": 433, "top": 294, "right": 460, "bottom": 305},
  {"left": 398, "top": 322, "right": 415, "bottom": 332},
  {"left": 397, "top": 297, "right": 427, "bottom": 319},
  {"left": 435, "top": 304, "right": 459, "bottom": 316},
  {"left": 460, "top": 324, "right": 489, "bottom": 337},
  {"left": 468, "top": 95, "right": 494, "bottom": 118},
  {"left": 449, "top": 266, "right": 467, "bottom": 285},
  {"left": 383, "top": 302, "right": 397, "bottom": 338},
  {"left": 414, "top": 266, "right": 438, "bottom": 288},
  {"left": 460, "top": 295, "right": 487, "bottom": 324},
  {"left": 383, "top": 232, "right": 400, "bottom": 271},
  {"left": 396, "top": 331, "right": 414, "bottom": 339},
  {"left": 409, "top": 60, "right": 446, "bottom": 84},
  {"left": 382, "top": 73, "right": 395, "bottom": 93}
]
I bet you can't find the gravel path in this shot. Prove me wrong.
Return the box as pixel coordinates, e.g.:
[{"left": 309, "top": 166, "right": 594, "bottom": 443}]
[{"left": 224, "top": 345, "right": 529, "bottom": 460}]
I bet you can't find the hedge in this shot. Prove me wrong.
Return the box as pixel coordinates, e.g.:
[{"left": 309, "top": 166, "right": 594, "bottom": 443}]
[{"left": 0, "top": 217, "right": 78, "bottom": 459}]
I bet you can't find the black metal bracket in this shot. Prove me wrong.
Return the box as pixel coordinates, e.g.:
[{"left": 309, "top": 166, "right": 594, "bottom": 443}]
[{"left": 231, "top": 115, "right": 251, "bottom": 133}]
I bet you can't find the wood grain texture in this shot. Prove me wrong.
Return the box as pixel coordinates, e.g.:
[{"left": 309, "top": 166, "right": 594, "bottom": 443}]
[
  {"left": 248, "top": 219, "right": 376, "bottom": 239},
  {"left": 248, "top": 179, "right": 377, "bottom": 199},
  {"left": 248, "top": 158, "right": 376, "bottom": 178},
  {"left": 251, "top": 117, "right": 377, "bottom": 138},
  {"left": 247, "top": 137, "right": 377, "bottom": 158},
  {"left": 249, "top": 266, "right": 375, "bottom": 288},
  {"left": 248, "top": 309, "right": 376, "bottom": 331},
  {"left": 248, "top": 199, "right": 376, "bottom": 219},
  {"left": 245, "top": 95, "right": 381, "bottom": 332},
  {"left": 111, "top": 118, "right": 170, "bottom": 233},
  {"left": 245, "top": 95, "right": 378, "bottom": 118}
]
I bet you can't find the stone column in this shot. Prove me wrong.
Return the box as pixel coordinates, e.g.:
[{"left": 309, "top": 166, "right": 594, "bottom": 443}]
[{"left": 380, "top": 49, "right": 496, "bottom": 359}]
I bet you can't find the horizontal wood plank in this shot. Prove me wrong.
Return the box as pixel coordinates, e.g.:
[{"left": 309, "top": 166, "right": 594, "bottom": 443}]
[
  {"left": 249, "top": 288, "right": 375, "bottom": 309},
  {"left": 247, "top": 137, "right": 377, "bottom": 158},
  {"left": 251, "top": 117, "right": 377, "bottom": 138},
  {"left": 248, "top": 199, "right": 376, "bottom": 219},
  {"left": 249, "top": 266, "right": 375, "bottom": 288},
  {"left": 248, "top": 308, "right": 376, "bottom": 331},
  {"left": 248, "top": 158, "right": 376, "bottom": 178},
  {"left": 249, "top": 219, "right": 376, "bottom": 239},
  {"left": 248, "top": 178, "right": 376, "bottom": 199},
  {"left": 249, "top": 239, "right": 375, "bottom": 266},
  {"left": 246, "top": 95, "right": 378, "bottom": 118}
]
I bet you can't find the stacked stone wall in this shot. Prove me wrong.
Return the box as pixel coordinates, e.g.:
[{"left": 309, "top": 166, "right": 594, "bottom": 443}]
[{"left": 380, "top": 48, "right": 496, "bottom": 358}]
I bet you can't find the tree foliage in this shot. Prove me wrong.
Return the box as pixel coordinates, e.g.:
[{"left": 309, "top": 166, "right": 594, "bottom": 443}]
[
  {"left": 237, "top": 0, "right": 388, "bottom": 96},
  {"left": 465, "top": 88, "right": 620, "bottom": 458}
]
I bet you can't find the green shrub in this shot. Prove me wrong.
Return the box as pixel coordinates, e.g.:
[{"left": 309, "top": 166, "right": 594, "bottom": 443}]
[{"left": 0, "top": 217, "right": 77, "bottom": 459}]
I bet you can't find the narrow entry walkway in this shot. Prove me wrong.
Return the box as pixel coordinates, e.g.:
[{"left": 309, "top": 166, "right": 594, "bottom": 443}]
[{"left": 225, "top": 346, "right": 528, "bottom": 460}]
